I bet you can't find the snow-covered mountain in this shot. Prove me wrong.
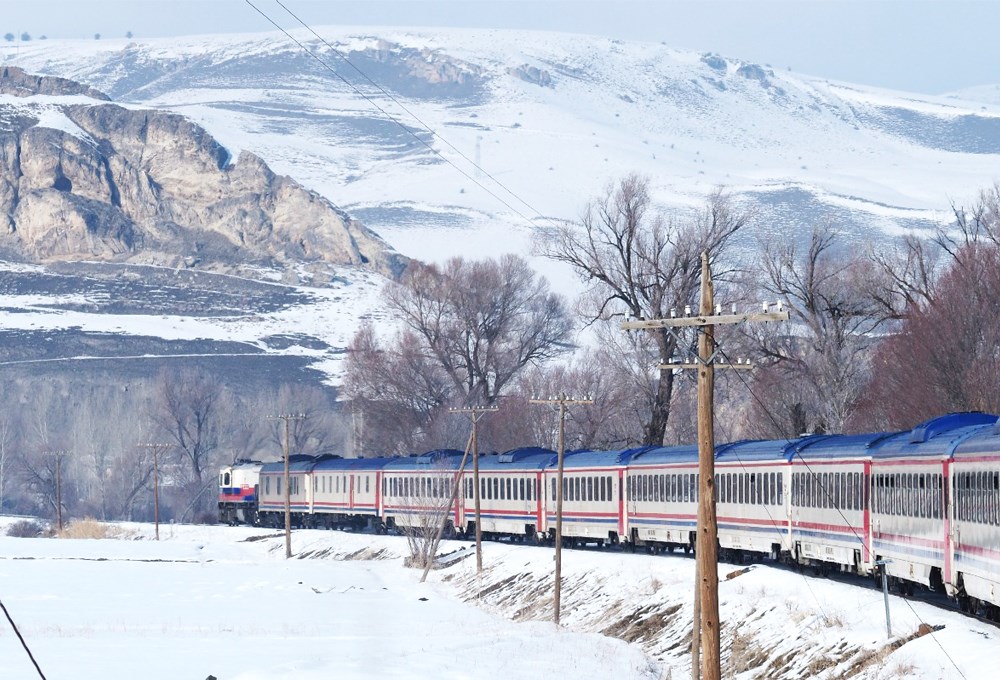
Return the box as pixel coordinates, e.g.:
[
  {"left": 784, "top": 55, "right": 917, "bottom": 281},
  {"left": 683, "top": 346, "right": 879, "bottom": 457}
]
[
  {"left": 7, "top": 27, "right": 1000, "bottom": 266},
  {"left": 2, "top": 27, "right": 999, "bottom": 388}
]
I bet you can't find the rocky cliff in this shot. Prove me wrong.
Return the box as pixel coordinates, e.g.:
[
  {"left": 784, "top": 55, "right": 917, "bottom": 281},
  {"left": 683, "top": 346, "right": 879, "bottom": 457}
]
[{"left": 0, "top": 66, "right": 404, "bottom": 279}]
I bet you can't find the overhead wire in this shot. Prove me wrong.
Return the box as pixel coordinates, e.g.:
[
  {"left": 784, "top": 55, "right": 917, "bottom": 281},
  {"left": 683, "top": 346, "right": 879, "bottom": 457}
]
[
  {"left": 0, "top": 597, "right": 47, "bottom": 680},
  {"left": 243, "top": 0, "right": 562, "bottom": 233}
]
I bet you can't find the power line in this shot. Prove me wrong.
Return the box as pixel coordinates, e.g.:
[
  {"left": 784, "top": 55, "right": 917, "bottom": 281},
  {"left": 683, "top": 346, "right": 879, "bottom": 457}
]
[
  {"left": 243, "top": 0, "right": 557, "bottom": 232},
  {"left": 273, "top": 0, "right": 555, "bottom": 226},
  {"left": 0, "top": 598, "right": 47, "bottom": 680}
]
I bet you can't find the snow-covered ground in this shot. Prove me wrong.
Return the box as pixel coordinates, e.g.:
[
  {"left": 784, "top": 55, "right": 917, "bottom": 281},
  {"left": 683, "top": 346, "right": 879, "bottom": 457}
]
[{"left": 1, "top": 518, "right": 996, "bottom": 679}]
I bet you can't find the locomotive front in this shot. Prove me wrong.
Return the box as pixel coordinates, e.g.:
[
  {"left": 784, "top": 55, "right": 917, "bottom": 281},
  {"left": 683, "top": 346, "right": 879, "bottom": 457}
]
[{"left": 218, "top": 460, "right": 264, "bottom": 525}]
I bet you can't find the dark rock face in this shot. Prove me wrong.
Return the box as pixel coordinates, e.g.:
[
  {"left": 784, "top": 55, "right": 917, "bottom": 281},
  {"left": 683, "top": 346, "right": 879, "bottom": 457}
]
[
  {"left": 0, "top": 69, "right": 405, "bottom": 279},
  {"left": 0, "top": 65, "right": 110, "bottom": 100}
]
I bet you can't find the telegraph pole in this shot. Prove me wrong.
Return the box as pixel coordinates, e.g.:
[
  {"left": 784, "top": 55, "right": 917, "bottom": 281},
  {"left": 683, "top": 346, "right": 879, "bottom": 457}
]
[
  {"left": 529, "top": 394, "right": 593, "bottom": 626},
  {"left": 48, "top": 450, "right": 66, "bottom": 532},
  {"left": 449, "top": 406, "right": 499, "bottom": 574},
  {"left": 138, "top": 444, "right": 171, "bottom": 540},
  {"left": 269, "top": 414, "right": 306, "bottom": 559},
  {"left": 622, "top": 252, "right": 787, "bottom": 680}
]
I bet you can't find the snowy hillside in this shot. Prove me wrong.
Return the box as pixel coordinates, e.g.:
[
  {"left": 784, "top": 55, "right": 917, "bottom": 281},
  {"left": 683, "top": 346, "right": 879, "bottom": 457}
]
[
  {"left": 1, "top": 518, "right": 997, "bottom": 679},
  {"left": 7, "top": 27, "right": 1000, "bottom": 271}
]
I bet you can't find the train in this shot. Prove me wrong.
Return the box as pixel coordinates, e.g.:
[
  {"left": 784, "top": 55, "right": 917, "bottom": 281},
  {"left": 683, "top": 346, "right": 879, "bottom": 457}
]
[{"left": 218, "top": 411, "right": 1000, "bottom": 617}]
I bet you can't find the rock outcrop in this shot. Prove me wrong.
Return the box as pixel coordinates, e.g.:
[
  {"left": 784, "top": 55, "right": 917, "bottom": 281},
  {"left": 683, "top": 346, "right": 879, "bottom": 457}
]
[{"left": 0, "top": 67, "right": 405, "bottom": 279}]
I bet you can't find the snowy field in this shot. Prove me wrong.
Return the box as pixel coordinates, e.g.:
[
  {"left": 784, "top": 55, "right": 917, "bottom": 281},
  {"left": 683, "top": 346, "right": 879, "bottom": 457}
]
[
  {"left": 0, "top": 519, "right": 658, "bottom": 680},
  {"left": 2, "top": 518, "right": 999, "bottom": 679}
]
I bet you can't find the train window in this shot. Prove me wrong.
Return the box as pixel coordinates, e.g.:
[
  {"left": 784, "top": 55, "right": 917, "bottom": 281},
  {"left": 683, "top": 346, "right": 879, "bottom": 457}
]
[
  {"left": 366, "top": 476, "right": 370, "bottom": 494},
  {"left": 498, "top": 478, "right": 505, "bottom": 500},
  {"left": 563, "top": 477, "right": 569, "bottom": 501},
  {"left": 585, "top": 477, "right": 592, "bottom": 502},
  {"left": 491, "top": 478, "right": 497, "bottom": 500},
  {"left": 277, "top": 478, "right": 282, "bottom": 496},
  {"left": 552, "top": 478, "right": 557, "bottom": 501},
  {"left": 504, "top": 478, "right": 510, "bottom": 500}
]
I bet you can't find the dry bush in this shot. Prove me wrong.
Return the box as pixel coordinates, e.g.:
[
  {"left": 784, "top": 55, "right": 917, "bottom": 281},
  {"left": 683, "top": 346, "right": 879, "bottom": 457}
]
[
  {"left": 6, "top": 519, "right": 45, "bottom": 537},
  {"left": 56, "top": 518, "right": 134, "bottom": 539}
]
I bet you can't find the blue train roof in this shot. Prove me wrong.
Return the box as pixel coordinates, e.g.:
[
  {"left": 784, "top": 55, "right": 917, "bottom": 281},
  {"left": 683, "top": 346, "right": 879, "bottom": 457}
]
[
  {"left": 716, "top": 439, "right": 801, "bottom": 463},
  {"left": 472, "top": 447, "right": 558, "bottom": 471},
  {"left": 628, "top": 445, "right": 700, "bottom": 467},
  {"left": 560, "top": 447, "right": 653, "bottom": 468},
  {"left": 382, "top": 448, "right": 467, "bottom": 471},
  {"left": 790, "top": 432, "right": 903, "bottom": 461},
  {"left": 872, "top": 413, "right": 998, "bottom": 460},
  {"left": 261, "top": 455, "right": 323, "bottom": 474},
  {"left": 951, "top": 420, "right": 1000, "bottom": 458},
  {"left": 311, "top": 456, "right": 396, "bottom": 472}
]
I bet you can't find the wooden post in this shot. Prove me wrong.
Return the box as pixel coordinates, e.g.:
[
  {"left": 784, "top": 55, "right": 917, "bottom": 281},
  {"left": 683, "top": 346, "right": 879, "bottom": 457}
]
[
  {"left": 42, "top": 450, "right": 69, "bottom": 531},
  {"left": 449, "top": 406, "right": 498, "bottom": 574},
  {"left": 473, "top": 418, "right": 483, "bottom": 573},
  {"left": 269, "top": 414, "right": 306, "bottom": 559},
  {"left": 696, "top": 252, "right": 720, "bottom": 680},
  {"left": 529, "top": 394, "right": 593, "bottom": 625},
  {"left": 620, "top": 253, "right": 788, "bottom": 680},
  {"left": 55, "top": 452, "right": 63, "bottom": 532},
  {"left": 139, "top": 444, "right": 171, "bottom": 541}
]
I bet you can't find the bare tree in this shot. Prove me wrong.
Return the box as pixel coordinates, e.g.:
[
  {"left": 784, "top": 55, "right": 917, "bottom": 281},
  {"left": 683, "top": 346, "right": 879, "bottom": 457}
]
[
  {"left": 0, "top": 412, "right": 16, "bottom": 513},
  {"left": 858, "top": 244, "right": 1000, "bottom": 429},
  {"left": 542, "top": 174, "right": 750, "bottom": 445},
  {"left": 386, "top": 254, "right": 573, "bottom": 404},
  {"left": 266, "top": 383, "right": 339, "bottom": 455},
  {"left": 152, "top": 368, "right": 222, "bottom": 483},
  {"left": 750, "top": 225, "right": 890, "bottom": 435},
  {"left": 400, "top": 463, "right": 461, "bottom": 572},
  {"left": 345, "top": 325, "right": 453, "bottom": 454},
  {"left": 151, "top": 368, "right": 223, "bottom": 519},
  {"left": 346, "top": 254, "right": 572, "bottom": 454}
]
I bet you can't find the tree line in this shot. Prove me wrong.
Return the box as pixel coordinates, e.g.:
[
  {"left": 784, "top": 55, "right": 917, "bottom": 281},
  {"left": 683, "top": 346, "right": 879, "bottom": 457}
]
[
  {"left": 345, "top": 176, "right": 1000, "bottom": 456},
  {"left": 3, "top": 175, "right": 997, "bottom": 527},
  {"left": 0, "top": 371, "right": 347, "bottom": 524}
]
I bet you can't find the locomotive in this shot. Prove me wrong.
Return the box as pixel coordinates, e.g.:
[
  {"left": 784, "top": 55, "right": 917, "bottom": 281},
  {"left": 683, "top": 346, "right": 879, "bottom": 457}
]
[{"left": 218, "top": 411, "right": 1000, "bottom": 617}]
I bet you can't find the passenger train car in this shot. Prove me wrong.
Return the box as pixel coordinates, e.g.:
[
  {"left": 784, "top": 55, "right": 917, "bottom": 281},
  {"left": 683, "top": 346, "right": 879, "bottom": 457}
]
[{"left": 219, "top": 412, "right": 1000, "bottom": 617}]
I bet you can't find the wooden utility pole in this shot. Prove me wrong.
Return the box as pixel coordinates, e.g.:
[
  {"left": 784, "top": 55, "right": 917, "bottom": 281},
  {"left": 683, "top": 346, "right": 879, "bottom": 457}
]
[
  {"left": 449, "top": 406, "right": 499, "bottom": 574},
  {"left": 529, "top": 394, "right": 593, "bottom": 626},
  {"left": 48, "top": 450, "right": 66, "bottom": 532},
  {"left": 139, "top": 444, "right": 171, "bottom": 540},
  {"left": 622, "top": 252, "right": 788, "bottom": 680},
  {"left": 269, "top": 414, "right": 306, "bottom": 559}
]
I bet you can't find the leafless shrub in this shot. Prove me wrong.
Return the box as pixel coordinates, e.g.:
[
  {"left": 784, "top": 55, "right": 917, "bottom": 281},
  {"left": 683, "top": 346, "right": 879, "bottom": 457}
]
[{"left": 6, "top": 519, "right": 44, "bottom": 537}]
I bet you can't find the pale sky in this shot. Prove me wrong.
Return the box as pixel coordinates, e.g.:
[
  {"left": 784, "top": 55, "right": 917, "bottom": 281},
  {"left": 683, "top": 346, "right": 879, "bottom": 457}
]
[{"left": 1, "top": 0, "right": 996, "bottom": 95}]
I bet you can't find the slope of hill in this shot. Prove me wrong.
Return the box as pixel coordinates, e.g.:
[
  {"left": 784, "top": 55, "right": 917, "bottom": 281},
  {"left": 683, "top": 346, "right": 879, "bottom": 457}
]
[
  {"left": 2, "top": 28, "right": 999, "bottom": 389},
  {"left": 7, "top": 27, "right": 999, "bottom": 269}
]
